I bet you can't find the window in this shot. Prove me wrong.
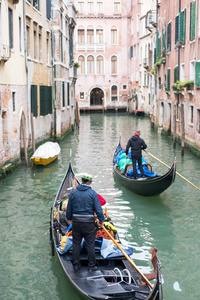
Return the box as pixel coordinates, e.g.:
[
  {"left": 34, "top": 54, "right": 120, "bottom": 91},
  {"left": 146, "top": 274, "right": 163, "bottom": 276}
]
[
  {"left": 87, "top": 55, "right": 94, "bottom": 74},
  {"left": 19, "top": 17, "right": 22, "bottom": 52},
  {"left": 97, "top": 55, "right": 104, "bottom": 74},
  {"left": 167, "top": 22, "right": 171, "bottom": 52},
  {"left": 97, "top": 2, "right": 103, "bottom": 13},
  {"left": 190, "top": 61, "right": 195, "bottom": 80},
  {"left": 123, "top": 85, "right": 127, "bottom": 90},
  {"left": 87, "top": 29, "right": 94, "bottom": 44},
  {"left": 78, "top": 2, "right": 84, "bottom": 13},
  {"left": 26, "top": 25, "right": 30, "bottom": 56},
  {"left": 88, "top": 2, "right": 94, "bottom": 13},
  {"left": 78, "top": 29, "right": 85, "bottom": 44},
  {"left": 62, "top": 82, "right": 65, "bottom": 107},
  {"left": 190, "top": 105, "right": 194, "bottom": 124},
  {"left": 130, "top": 46, "right": 133, "bottom": 58},
  {"left": 80, "top": 92, "right": 85, "bottom": 100},
  {"left": 12, "top": 92, "right": 16, "bottom": 112},
  {"left": 78, "top": 55, "right": 85, "bottom": 74},
  {"left": 33, "top": 0, "right": 40, "bottom": 10},
  {"left": 176, "top": 104, "right": 180, "bottom": 121},
  {"left": 111, "top": 55, "right": 117, "bottom": 74},
  {"left": 46, "top": 0, "right": 51, "bottom": 20},
  {"left": 67, "top": 82, "right": 70, "bottom": 106},
  {"left": 96, "top": 28, "right": 103, "bottom": 44},
  {"left": 34, "top": 29, "right": 37, "bottom": 59},
  {"left": 8, "top": 8, "right": 13, "bottom": 49},
  {"left": 111, "top": 85, "right": 118, "bottom": 101},
  {"left": 111, "top": 27, "right": 117, "bottom": 44},
  {"left": 114, "top": 2, "right": 120, "bottom": 13},
  {"left": 180, "top": 64, "right": 185, "bottom": 81},
  {"left": 39, "top": 32, "right": 42, "bottom": 61},
  {"left": 190, "top": 1, "right": 196, "bottom": 41},
  {"left": 197, "top": 109, "right": 200, "bottom": 133},
  {"left": 174, "top": 66, "right": 179, "bottom": 83},
  {"left": 46, "top": 35, "right": 49, "bottom": 64},
  {"left": 195, "top": 61, "right": 200, "bottom": 87}
]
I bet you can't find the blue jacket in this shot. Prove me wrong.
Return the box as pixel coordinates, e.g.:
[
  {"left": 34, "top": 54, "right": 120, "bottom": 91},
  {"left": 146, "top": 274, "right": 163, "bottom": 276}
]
[{"left": 66, "top": 184, "right": 105, "bottom": 223}]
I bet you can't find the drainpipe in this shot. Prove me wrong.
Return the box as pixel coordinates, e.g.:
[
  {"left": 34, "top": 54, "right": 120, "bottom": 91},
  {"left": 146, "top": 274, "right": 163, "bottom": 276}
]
[{"left": 51, "top": 4, "right": 56, "bottom": 140}]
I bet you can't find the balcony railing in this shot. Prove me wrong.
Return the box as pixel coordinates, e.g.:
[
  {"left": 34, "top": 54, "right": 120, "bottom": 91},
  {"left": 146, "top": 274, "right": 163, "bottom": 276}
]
[{"left": 77, "top": 43, "right": 105, "bottom": 52}]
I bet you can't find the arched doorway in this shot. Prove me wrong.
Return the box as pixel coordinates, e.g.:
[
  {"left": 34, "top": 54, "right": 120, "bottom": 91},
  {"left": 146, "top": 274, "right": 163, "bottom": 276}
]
[{"left": 90, "top": 88, "right": 104, "bottom": 106}]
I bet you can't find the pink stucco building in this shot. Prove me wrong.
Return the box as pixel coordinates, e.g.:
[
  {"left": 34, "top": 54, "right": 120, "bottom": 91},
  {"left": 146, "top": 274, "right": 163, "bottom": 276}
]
[{"left": 74, "top": 0, "right": 132, "bottom": 111}]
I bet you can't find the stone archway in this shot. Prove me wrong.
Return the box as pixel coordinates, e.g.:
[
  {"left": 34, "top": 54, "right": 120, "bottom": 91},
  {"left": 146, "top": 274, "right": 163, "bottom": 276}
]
[{"left": 90, "top": 88, "right": 104, "bottom": 106}]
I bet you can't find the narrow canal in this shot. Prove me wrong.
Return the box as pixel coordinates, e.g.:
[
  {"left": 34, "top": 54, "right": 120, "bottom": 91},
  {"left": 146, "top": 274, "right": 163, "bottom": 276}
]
[{"left": 0, "top": 113, "right": 199, "bottom": 300}]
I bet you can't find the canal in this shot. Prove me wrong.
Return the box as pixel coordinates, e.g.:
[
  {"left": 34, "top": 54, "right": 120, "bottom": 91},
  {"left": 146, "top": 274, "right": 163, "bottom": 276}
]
[{"left": 0, "top": 113, "right": 199, "bottom": 300}]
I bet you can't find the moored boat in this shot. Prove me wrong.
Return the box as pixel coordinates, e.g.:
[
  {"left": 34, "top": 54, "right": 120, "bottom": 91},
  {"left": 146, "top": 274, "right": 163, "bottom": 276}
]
[
  {"left": 113, "top": 142, "right": 176, "bottom": 197},
  {"left": 50, "top": 163, "right": 163, "bottom": 300},
  {"left": 31, "top": 141, "right": 60, "bottom": 166}
]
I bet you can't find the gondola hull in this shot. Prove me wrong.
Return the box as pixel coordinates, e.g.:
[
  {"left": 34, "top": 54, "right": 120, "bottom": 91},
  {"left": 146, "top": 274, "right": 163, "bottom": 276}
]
[
  {"left": 50, "top": 164, "right": 163, "bottom": 299},
  {"left": 113, "top": 143, "right": 176, "bottom": 197}
]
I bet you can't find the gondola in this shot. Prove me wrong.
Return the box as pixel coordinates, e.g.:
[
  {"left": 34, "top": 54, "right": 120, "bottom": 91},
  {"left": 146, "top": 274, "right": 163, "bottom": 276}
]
[
  {"left": 50, "top": 163, "right": 163, "bottom": 300},
  {"left": 113, "top": 142, "right": 176, "bottom": 197}
]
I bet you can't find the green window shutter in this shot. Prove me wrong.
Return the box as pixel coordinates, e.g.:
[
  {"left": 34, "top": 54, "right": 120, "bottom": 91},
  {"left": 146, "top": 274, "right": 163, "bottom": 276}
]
[
  {"left": 69, "top": 37, "right": 73, "bottom": 63},
  {"left": 167, "top": 69, "right": 171, "bottom": 89},
  {"left": 175, "top": 14, "right": 179, "bottom": 44},
  {"left": 130, "top": 46, "right": 133, "bottom": 58},
  {"left": 67, "top": 82, "right": 70, "bottom": 106},
  {"left": 162, "top": 29, "right": 166, "bottom": 56},
  {"left": 40, "top": 86, "right": 46, "bottom": 116},
  {"left": 174, "top": 66, "right": 179, "bottom": 83},
  {"left": 195, "top": 62, "right": 200, "bottom": 87},
  {"left": 190, "top": 1, "right": 196, "bottom": 41},
  {"left": 62, "top": 82, "right": 65, "bottom": 107},
  {"left": 180, "top": 9, "right": 186, "bottom": 44},
  {"left": 48, "top": 86, "right": 52, "bottom": 114},
  {"left": 61, "top": 32, "right": 63, "bottom": 62},
  {"left": 167, "top": 22, "right": 171, "bottom": 52},
  {"left": 156, "top": 32, "right": 161, "bottom": 61},
  {"left": 31, "top": 85, "right": 38, "bottom": 117}
]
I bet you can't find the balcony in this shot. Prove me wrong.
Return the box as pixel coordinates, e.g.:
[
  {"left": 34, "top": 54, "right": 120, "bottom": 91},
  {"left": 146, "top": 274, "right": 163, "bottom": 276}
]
[
  {"left": 69, "top": 65, "right": 78, "bottom": 81},
  {"left": 145, "top": 10, "right": 157, "bottom": 31},
  {"left": 0, "top": 44, "right": 10, "bottom": 61},
  {"left": 77, "top": 43, "right": 105, "bottom": 52}
]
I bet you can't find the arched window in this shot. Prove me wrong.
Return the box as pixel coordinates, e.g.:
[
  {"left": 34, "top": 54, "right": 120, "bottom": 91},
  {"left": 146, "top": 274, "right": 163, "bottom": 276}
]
[
  {"left": 78, "top": 55, "right": 85, "bottom": 74},
  {"left": 87, "top": 55, "right": 94, "bottom": 74},
  {"left": 87, "top": 26, "right": 94, "bottom": 44},
  {"left": 78, "top": 28, "right": 85, "bottom": 44},
  {"left": 97, "top": 55, "right": 104, "bottom": 74},
  {"left": 96, "top": 26, "right": 103, "bottom": 44},
  {"left": 111, "top": 26, "right": 117, "bottom": 44},
  {"left": 111, "top": 85, "right": 118, "bottom": 101},
  {"left": 111, "top": 55, "right": 117, "bottom": 74}
]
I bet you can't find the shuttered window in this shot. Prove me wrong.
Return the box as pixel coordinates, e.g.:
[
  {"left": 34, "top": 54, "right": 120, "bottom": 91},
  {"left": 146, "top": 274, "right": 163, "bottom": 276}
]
[
  {"left": 130, "top": 46, "right": 133, "bottom": 58},
  {"left": 180, "top": 9, "right": 186, "bottom": 44},
  {"left": 190, "top": 1, "right": 196, "bottom": 41},
  {"left": 174, "top": 66, "right": 179, "bottom": 83},
  {"left": 167, "top": 69, "right": 171, "bottom": 89},
  {"left": 62, "top": 82, "right": 65, "bottom": 107},
  {"left": 61, "top": 32, "right": 63, "bottom": 62},
  {"left": 69, "top": 37, "right": 73, "bottom": 63},
  {"left": 31, "top": 85, "right": 38, "bottom": 117},
  {"left": 46, "top": 0, "right": 51, "bottom": 20},
  {"left": 156, "top": 32, "right": 161, "bottom": 61},
  {"left": 162, "top": 29, "right": 166, "bottom": 56},
  {"left": 195, "top": 62, "right": 200, "bottom": 87},
  {"left": 175, "top": 15, "right": 179, "bottom": 45},
  {"left": 40, "top": 86, "right": 52, "bottom": 116},
  {"left": 67, "top": 82, "right": 70, "bottom": 106},
  {"left": 167, "top": 22, "right": 171, "bottom": 52}
]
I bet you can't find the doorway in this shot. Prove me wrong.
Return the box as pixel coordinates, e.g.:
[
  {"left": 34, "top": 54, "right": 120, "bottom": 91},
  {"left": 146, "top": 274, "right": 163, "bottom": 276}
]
[{"left": 90, "top": 88, "right": 104, "bottom": 106}]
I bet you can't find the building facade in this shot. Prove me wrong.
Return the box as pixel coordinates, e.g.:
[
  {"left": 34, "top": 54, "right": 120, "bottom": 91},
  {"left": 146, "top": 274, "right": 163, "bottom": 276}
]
[
  {"left": 156, "top": 0, "right": 200, "bottom": 149},
  {"left": 0, "top": 0, "right": 77, "bottom": 174},
  {"left": 74, "top": 0, "right": 132, "bottom": 112}
]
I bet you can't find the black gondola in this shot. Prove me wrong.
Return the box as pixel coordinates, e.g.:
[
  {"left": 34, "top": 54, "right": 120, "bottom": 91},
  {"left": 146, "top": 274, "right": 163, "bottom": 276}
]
[
  {"left": 50, "top": 163, "right": 163, "bottom": 300},
  {"left": 113, "top": 142, "right": 176, "bottom": 197}
]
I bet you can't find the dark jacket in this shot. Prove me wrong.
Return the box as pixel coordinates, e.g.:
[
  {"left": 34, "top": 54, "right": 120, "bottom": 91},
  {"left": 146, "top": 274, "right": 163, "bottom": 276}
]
[
  {"left": 126, "top": 135, "right": 147, "bottom": 157},
  {"left": 66, "top": 184, "right": 105, "bottom": 223}
]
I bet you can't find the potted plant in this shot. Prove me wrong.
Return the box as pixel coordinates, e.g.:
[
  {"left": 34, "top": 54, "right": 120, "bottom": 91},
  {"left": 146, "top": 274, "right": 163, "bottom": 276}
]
[{"left": 74, "top": 62, "right": 80, "bottom": 68}]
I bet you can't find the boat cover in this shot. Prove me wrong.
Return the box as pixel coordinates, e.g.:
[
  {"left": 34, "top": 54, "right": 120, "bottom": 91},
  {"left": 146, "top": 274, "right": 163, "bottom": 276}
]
[{"left": 32, "top": 142, "right": 60, "bottom": 159}]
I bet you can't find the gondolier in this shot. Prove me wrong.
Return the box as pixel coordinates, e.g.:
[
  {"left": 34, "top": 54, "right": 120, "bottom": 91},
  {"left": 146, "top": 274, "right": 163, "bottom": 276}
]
[
  {"left": 125, "top": 131, "right": 147, "bottom": 179},
  {"left": 66, "top": 173, "right": 105, "bottom": 272}
]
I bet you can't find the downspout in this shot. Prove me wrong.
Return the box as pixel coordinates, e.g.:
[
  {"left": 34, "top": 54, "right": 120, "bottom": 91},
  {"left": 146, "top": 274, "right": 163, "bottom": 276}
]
[{"left": 51, "top": 4, "right": 56, "bottom": 140}]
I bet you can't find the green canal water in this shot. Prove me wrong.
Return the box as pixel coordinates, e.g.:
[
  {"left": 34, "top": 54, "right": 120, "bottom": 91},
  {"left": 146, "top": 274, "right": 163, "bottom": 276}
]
[{"left": 0, "top": 114, "right": 200, "bottom": 300}]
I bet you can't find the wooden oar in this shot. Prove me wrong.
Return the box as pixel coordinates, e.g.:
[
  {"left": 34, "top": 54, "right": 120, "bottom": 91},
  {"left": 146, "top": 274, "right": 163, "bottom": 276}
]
[
  {"left": 144, "top": 150, "right": 200, "bottom": 191},
  {"left": 101, "top": 224, "right": 153, "bottom": 288}
]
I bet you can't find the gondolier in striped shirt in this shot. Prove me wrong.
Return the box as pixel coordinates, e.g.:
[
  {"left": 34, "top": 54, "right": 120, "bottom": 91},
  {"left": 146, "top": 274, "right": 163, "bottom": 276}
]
[
  {"left": 125, "top": 131, "right": 147, "bottom": 179},
  {"left": 66, "top": 173, "right": 105, "bottom": 272}
]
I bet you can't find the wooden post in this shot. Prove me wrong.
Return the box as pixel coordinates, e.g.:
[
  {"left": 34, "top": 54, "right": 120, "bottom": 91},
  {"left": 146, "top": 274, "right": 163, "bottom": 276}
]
[
  {"left": 181, "top": 103, "right": 185, "bottom": 156},
  {"left": 173, "top": 104, "right": 176, "bottom": 148},
  {"left": 31, "top": 113, "right": 35, "bottom": 153},
  {"left": 21, "top": 114, "right": 28, "bottom": 167}
]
